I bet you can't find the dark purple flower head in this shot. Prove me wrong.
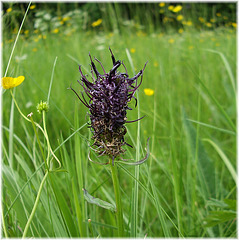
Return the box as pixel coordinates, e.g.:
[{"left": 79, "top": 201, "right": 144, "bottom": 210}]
[{"left": 70, "top": 48, "right": 147, "bottom": 163}]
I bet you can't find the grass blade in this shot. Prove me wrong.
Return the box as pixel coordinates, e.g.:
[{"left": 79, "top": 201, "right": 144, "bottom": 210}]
[
  {"left": 203, "top": 138, "right": 237, "bottom": 184},
  {"left": 188, "top": 65, "right": 236, "bottom": 132}
]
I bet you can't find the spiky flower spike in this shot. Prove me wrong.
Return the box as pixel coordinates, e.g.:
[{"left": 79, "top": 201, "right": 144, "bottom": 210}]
[{"left": 70, "top": 48, "right": 147, "bottom": 164}]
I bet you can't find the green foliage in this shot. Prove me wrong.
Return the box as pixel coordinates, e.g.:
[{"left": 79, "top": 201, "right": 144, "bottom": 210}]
[
  {"left": 204, "top": 199, "right": 236, "bottom": 229},
  {"left": 1, "top": 2, "right": 236, "bottom": 238}
]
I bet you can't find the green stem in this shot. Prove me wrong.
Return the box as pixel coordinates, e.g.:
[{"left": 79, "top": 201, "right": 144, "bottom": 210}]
[
  {"left": 22, "top": 171, "right": 49, "bottom": 238},
  {"left": 29, "top": 116, "right": 49, "bottom": 171},
  {"left": 110, "top": 160, "right": 124, "bottom": 237},
  {"left": 2, "top": 203, "right": 8, "bottom": 238},
  {"left": 42, "top": 111, "right": 51, "bottom": 167}
]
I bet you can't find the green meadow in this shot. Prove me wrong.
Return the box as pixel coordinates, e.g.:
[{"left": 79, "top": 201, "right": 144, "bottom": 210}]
[{"left": 2, "top": 2, "right": 237, "bottom": 238}]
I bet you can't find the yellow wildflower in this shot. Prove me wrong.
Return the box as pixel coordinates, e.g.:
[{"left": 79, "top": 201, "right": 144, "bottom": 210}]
[
  {"left": 159, "top": 3, "right": 165, "bottom": 7},
  {"left": 130, "top": 48, "right": 136, "bottom": 53},
  {"left": 168, "top": 5, "right": 174, "bottom": 11},
  {"left": 206, "top": 22, "right": 212, "bottom": 27},
  {"left": 52, "top": 28, "right": 59, "bottom": 34},
  {"left": 7, "top": 8, "right": 12, "bottom": 13},
  {"left": 2, "top": 76, "right": 25, "bottom": 89},
  {"left": 159, "top": 9, "right": 165, "bottom": 14},
  {"left": 30, "top": 5, "right": 36, "bottom": 10},
  {"left": 144, "top": 88, "right": 154, "bottom": 96},
  {"left": 232, "top": 23, "right": 237, "bottom": 28},
  {"left": 198, "top": 17, "right": 205, "bottom": 23},
  {"left": 172, "top": 5, "right": 183, "bottom": 13},
  {"left": 92, "top": 19, "right": 102, "bottom": 27},
  {"left": 60, "top": 20, "right": 64, "bottom": 25},
  {"left": 34, "top": 29, "right": 39, "bottom": 34},
  {"left": 63, "top": 16, "right": 70, "bottom": 22},
  {"left": 168, "top": 38, "right": 175, "bottom": 44},
  {"left": 43, "top": 35, "right": 47, "bottom": 39},
  {"left": 210, "top": 19, "right": 216, "bottom": 23},
  {"left": 186, "top": 21, "right": 193, "bottom": 26},
  {"left": 216, "top": 13, "right": 221, "bottom": 17},
  {"left": 24, "top": 30, "right": 29, "bottom": 35},
  {"left": 32, "top": 48, "right": 37, "bottom": 52},
  {"left": 178, "top": 28, "right": 184, "bottom": 34},
  {"left": 176, "top": 15, "right": 184, "bottom": 21}
]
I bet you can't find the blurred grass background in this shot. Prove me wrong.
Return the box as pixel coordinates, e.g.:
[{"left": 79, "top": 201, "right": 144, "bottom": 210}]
[{"left": 1, "top": 2, "right": 237, "bottom": 238}]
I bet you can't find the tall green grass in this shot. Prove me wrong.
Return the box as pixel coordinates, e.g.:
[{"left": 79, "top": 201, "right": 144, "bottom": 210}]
[{"left": 2, "top": 4, "right": 237, "bottom": 238}]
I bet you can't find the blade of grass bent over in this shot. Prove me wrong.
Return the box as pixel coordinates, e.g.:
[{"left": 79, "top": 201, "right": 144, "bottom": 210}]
[
  {"left": 203, "top": 139, "right": 237, "bottom": 184},
  {"left": 204, "top": 49, "right": 236, "bottom": 97},
  {"left": 188, "top": 65, "right": 236, "bottom": 132}
]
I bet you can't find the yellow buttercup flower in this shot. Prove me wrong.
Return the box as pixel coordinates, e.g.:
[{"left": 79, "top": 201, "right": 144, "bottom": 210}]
[
  {"left": 52, "top": 28, "right": 59, "bottom": 34},
  {"left": 168, "top": 5, "right": 174, "bottom": 11},
  {"left": 206, "top": 22, "right": 212, "bottom": 27},
  {"left": 159, "top": 3, "right": 165, "bottom": 7},
  {"left": 232, "top": 23, "right": 237, "bottom": 28},
  {"left": 2, "top": 76, "right": 25, "bottom": 89},
  {"left": 178, "top": 28, "right": 184, "bottom": 34},
  {"left": 30, "top": 5, "right": 36, "bottom": 10},
  {"left": 168, "top": 38, "right": 175, "bottom": 44},
  {"left": 63, "top": 16, "right": 70, "bottom": 22},
  {"left": 92, "top": 19, "right": 102, "bottom": 27},
  {"left": 176, "top": 15, "right": 184, "bottom": 21},
  {"left": 172, "top": 5, "right": 182, "bottom": 13},
  {"left": 144, "top": 88, "right": 154, "bottom": 96},
  {"left": 130, "top": 48, "right": 136, "bottom": 53},
  {"left": 7, "top": 8, "right": 12, "bottom": 13}
]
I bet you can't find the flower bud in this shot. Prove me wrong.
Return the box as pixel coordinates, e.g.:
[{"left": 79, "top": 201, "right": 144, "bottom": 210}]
[{"left": 36, "top": 101, "right": 49, "bottom": 114}]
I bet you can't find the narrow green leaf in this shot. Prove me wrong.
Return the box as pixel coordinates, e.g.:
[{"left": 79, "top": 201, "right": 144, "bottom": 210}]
[
  {"left": 224, "top": 199, "right": 236, "bottom": 211},
  {"left": 204, "top": 210, "right": 236, "bottom": 227},
  {"left": 48, "top": 174, "right": 78, "bottom": 237},
  {"left": 83, "top": 188, "right": 116, "bottom": 212},
  {"left": 203, "top": 138, "right": 237, "bottom": 184},
  {"left": 188, "top": 65, "right": 236, "bottom": 132},
  {"left": 183, "top": 110, "right": 216, "bottom": 199},
  {"left": 186, "top": 119, "right": 236, "bottom": 135},
  {"left": 204, "top": 49, "right": 236, "bottom": 95}
]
